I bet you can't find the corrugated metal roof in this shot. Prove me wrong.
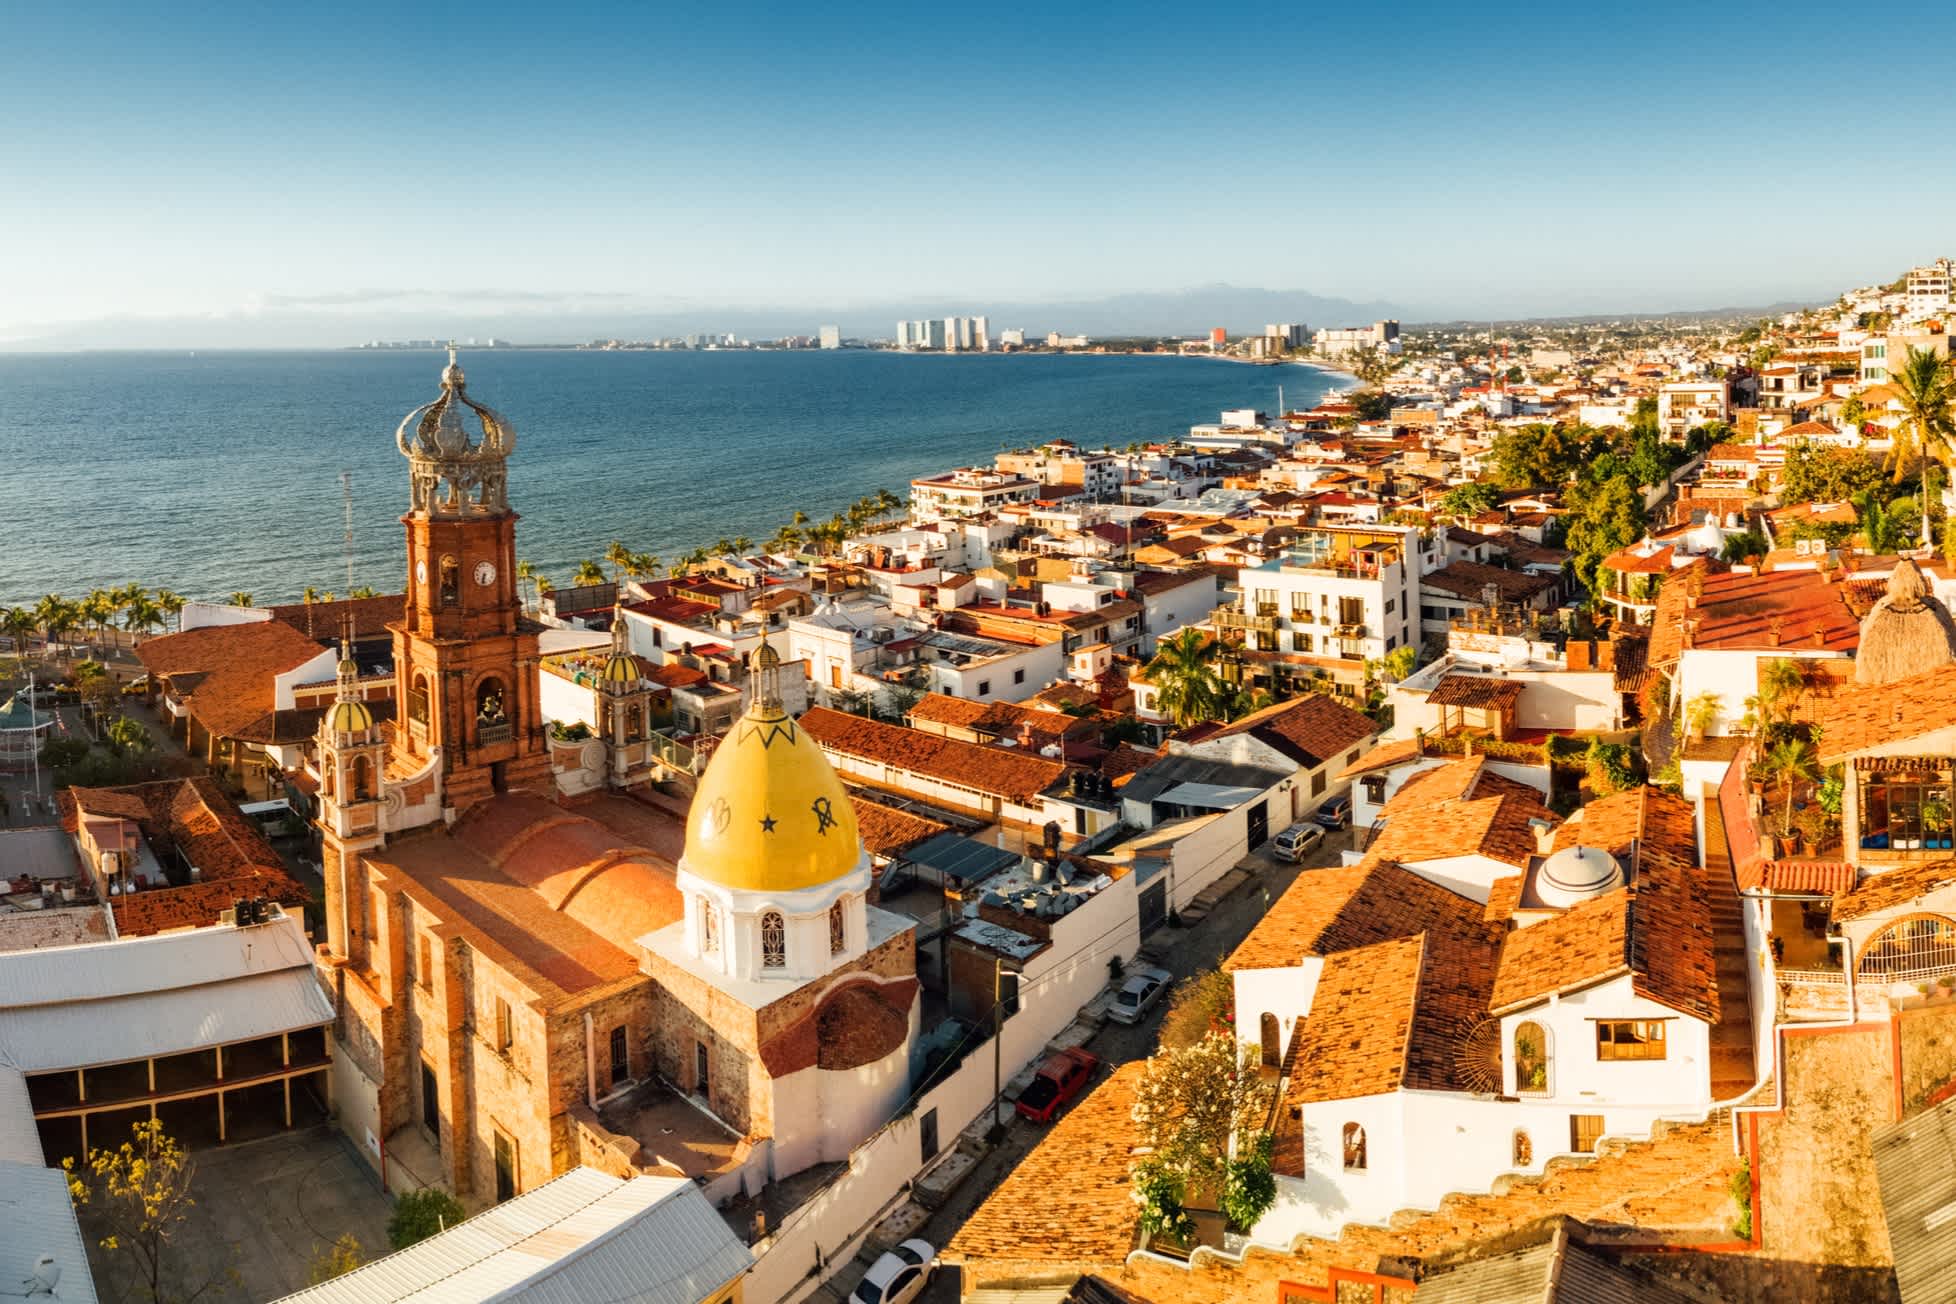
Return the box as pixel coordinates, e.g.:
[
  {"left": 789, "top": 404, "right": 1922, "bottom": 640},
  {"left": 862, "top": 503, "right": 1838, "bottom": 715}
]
[
  {"left": 0, "top": 966, "right": 335, "bottom": 1071},
  {"left": 0, "top": 1160, "right": 99, "bottom": 1303},
  {"left": 0, "top": 1066, "right": 44, "bottom": 1164},
  {"left": 0, "top": 912, "right": 314, "bottom": 1007},
  {"left": 273, "top": 1168, "right": 751, "bottom": 1304},
  {"left": 1874, "top": 1095, "right": 1956, "bottom": 1304}
]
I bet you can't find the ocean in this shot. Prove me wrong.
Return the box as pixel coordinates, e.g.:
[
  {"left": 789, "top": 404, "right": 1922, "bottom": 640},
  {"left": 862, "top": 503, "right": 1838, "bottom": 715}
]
[{"left": 0, "top": 349, "right": 1347, "bottom": 608}]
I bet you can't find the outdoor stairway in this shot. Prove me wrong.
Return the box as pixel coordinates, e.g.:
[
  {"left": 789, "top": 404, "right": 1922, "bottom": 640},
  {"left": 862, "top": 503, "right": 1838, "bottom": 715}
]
[{"left": 1702, "top": 798, "right": 1758, "bottom": 1100}]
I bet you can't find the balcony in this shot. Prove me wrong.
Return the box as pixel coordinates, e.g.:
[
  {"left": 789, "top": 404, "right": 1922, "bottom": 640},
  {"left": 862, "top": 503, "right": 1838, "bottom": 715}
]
[
  {"left": 1213, "top": 608, "right": 1278, "bottom": 635},
  {"left": 477, "top": 721, "right": 514, "bottom": 745}
]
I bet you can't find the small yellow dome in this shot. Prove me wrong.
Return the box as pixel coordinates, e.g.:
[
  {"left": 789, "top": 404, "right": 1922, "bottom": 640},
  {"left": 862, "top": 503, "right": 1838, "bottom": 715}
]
[
  {"left": 327, "top": 699, "right": 374, "bottom": 733},
  {"left": 683, "top": 696, "right": 861, "bottom": 894},
  {"left": 602, "top": 652, "right": 639, "bottom": 684}
]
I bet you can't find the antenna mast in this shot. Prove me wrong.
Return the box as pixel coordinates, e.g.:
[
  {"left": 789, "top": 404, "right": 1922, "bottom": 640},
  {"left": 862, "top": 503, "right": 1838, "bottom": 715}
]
[{"left": 341, "top": 470, "right": 355, "bottom": 593}]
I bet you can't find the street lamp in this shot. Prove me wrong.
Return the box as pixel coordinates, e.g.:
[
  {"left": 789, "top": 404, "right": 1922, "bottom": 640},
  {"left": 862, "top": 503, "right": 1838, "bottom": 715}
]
[{"left": 988, "top": 953, "right": 1023, "bottom": 1144}]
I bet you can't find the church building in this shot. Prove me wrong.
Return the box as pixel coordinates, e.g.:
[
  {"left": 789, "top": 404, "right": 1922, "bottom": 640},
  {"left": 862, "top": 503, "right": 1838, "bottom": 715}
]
[{"left": 314, "top": 355, "right": 917, "bottom": 1209}]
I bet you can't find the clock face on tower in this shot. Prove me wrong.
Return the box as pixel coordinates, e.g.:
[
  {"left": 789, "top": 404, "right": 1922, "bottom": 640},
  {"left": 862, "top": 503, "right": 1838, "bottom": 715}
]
[
  {"left": 474, "top": 561, "right": 497, "bottom": 588},
  {"left": 415, "top": 559, "right": 428, "bottom": 585}
]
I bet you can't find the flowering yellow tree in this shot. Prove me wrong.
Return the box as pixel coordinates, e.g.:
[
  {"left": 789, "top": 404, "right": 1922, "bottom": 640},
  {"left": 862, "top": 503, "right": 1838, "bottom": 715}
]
[{"left": 64, "top": 1118, "right": 230, "bottom": 1303}]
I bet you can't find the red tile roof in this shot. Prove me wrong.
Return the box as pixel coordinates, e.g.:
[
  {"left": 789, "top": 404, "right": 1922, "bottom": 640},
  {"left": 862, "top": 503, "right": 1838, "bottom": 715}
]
[
  {"left": 1208, "top": 693, "right": 1377, "bottom": 768},
  {"left": 136, "top": 620, "right": 333, "bottom": 741},
  {"left": 1649, "top": 565, "right": 1859, "bottom": 663},
  {"left": 800, "top": 706, "right": 1068, "bottom": 805}
]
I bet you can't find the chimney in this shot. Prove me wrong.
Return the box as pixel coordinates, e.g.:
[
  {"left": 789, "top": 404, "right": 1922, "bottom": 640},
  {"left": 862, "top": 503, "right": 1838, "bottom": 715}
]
[
  {"left": 1682, "top": 618, "right": 1699, "bottom": 650},
  {"left": 1599, "top": 639, "right": 1616, "bottom": 672},
  {"left": 1567, "top": 640, "right": 1591, "bottom": 671}
]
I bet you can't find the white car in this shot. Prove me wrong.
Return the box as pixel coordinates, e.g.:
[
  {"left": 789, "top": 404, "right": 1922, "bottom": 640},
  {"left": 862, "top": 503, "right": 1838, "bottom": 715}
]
[
  {"left": 1271, "top": 822, "right": 1325, "bottom": 863},
  {"left": 850, "top": 1238, "right": 935, "bottom": 1304},
  {"left": 1107, "top": 965, "right": 1174, "bottom": 1025}
]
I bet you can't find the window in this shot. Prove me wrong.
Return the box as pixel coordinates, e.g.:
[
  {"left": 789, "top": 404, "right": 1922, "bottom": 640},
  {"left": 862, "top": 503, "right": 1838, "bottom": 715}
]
[
  {"left": 1385, "top": 598, "right": 1396, "bottom": 614},
  {"left": 417, "top": 935, "right": 432, "bottom": 991},
  {"left": 493, "top": 1128, "right": 517, "bottom": 1202},
  {"left": 421, "top": 1061, "right": 440, "bottom": 1151},
  {"left": 1342, "top": 1122, "right": 1367, "bottom": 1170},
  {"left": 700, "top": 904, "right": 720, "bottom": 954},
  {"left": 1570, "top": 1113, "right": 1605, "bottom": 1154},
  {"left": 1260, "top": 1012, "right": 1282, "bottom": 1067},
  {"left": 1860, "top": 771, "right": 1953, "bottom": 852},
  {"left": 1312, "top": 770, "right": 1326, "bottom": 796},
  {"left": 829, "top": 900, "right": 847, "bottom": 955},
  {"left": 1512, "top": 1130, "right": 1532, "bottom": 1167},
  {"left": 1514, "top": 1020, "right": 1548, "bottom": 1093},
  {"left": 350, "top": 754, "right": 372, "bottom": 799},
  {"left": 978, "top": 680, "right": 990, "bottom": 697},
  {"left": 1014, "top": 668, "right": 1025, "bottom": 684},
  {"left": 920, "top": 1108, "right": 940, "bottom": 1161},
  {"left": 1363, "top": 775, "right": 1388, "bottom": 804},
  {"left": 495, "top": 997, "right": 513, "bottom": 1051},
  {"left": 1596, "top": 1020, "right": 1667, "bottom": 1061},
  {"left": 408, "top": 674, "right": 430, "bottom": 725},
  {"left": 761, "top": 911, "right": 786, "bottom": 968},
  {"left": 609, "top": 1025, "right": 629, "bottom": 1086}
]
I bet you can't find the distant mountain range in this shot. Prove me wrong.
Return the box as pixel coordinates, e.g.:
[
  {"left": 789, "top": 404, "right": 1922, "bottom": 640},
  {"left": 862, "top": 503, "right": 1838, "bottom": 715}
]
[{"left": 2, "top": 283, "right": 1813, "bottom": 350}]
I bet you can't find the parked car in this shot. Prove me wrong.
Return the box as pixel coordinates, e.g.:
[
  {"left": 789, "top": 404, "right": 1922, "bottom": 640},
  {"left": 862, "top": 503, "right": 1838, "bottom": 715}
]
[
  {"left": 1271, "top": 822, "right": 1325, "bottom": 863},
  {"left": 1014, "top": 1047, "right": 1100, "bottom": 1123},
  {"left": 1108, "top": 965, "right": 1173, "bottom": 1025},
  {"left": 1314, "top": 792, "right": 1353, "bottom": 830},
  {"left": 850, "top": 1239, "right": 935, "bottom": 1304}
]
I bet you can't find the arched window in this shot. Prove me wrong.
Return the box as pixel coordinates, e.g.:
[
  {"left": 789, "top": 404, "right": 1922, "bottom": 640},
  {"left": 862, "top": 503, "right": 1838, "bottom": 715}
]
[
  {"left": 408, "top": 673, "right": 430, "bottom": 725},
  {"left": 1514, "top": 1021, "right": 1549, "bottom": 1094},
  {"left": 1512, "top": 1130, "right": 1533, "bottom": 1167},
  {"left": 350, "top": 754, "right": 372, "bottom": 800},
  {"left": 1342, "top": 1123, "right": 1367, "bottom": 1171},
  {"left": 700, "top": 905, "right": 719, "bottom": 954},
  {"left": 761, "top": 911, "right": 786, "bottom": 969},
  {"left": 1260, "top": 1012, "right": 1282, "bottom": 1067},
  {"left": 829, "top": 900, "right": 846, "bottom": 955},
  {"left": 624, "top": 704, "right": 643, "bottom": 742},
  {"left": 1856, "top": 913, "right": 1956, "bottom": 982},
  {"left": 475, "top": 678, "right": 508, "bottom": 724}
]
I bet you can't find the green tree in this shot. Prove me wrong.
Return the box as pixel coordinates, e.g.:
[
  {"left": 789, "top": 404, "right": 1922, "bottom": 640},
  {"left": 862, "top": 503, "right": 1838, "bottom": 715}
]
[
  {"left": 1685, "top": 692, "right": 1721, "bottom": 741},
  {"left": 306, "top": 1233, "right": 364, "bottom": 1284},
  {"left": 1158, "top": 968, "right": 1234, "bottom": 1051},
  {"left": 1129, "top": 1031, "right": 1277, "bottom": 1238},
  {"left": 226, "top": 591, "right": 253, "bottom": 608},
  {"left": 1887, "top": 347, "right": 1956, "bottom": 509},
  {"left": 106, "top": 716, "right": 151, "bottom": 756},
  {"left": 1627, "top": 395, "right": 1660, "bottom": 441},
  {"left": 1143, "top": 628, "right": 1226, "bottom": 728},
  {"left": 1438, "top": 481, "right": 1499, "bottom": 518},
  {"left": 1765, "top": 736, "right": 1820, "bottom": 837},
  {"left": 1488, "top": 422, "right": 1601, "bottom": 489},
  {"left": 571, "top": 559, "right": 607, "bottom": 587},
  {"left": 1854, "top": 490, "right": 1906, "bottom": 555},
  {"left": 388, "top": 1187, "right": 468, "bottom": 1250},
  {"left": 1, "top": 605, "right": 37, "bottom": 654},
  {"left": 1347, "top": 389, "right": 1393, "bottom": 421},
  {"left": 1780, "top": 444, "right": 1883, "bottom": 506},
  {"left": 604, "top": 539, "right": 634, "bottom": 582},
  {"left": 1565, "top": 473, "right": 1644, "bottom": 600}
]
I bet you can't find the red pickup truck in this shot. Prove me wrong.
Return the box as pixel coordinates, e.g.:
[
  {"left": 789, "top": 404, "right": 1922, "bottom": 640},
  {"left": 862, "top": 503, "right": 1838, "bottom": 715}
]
[{"left": 1014, "top": 1047, "right": 1100, "bottom": 1124}]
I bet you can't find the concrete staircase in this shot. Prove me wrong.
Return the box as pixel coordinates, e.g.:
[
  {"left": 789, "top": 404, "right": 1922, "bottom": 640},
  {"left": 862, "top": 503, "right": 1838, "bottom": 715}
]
[{"left": 1701, "top": 798, "right": 1758, "bottom": 1100}]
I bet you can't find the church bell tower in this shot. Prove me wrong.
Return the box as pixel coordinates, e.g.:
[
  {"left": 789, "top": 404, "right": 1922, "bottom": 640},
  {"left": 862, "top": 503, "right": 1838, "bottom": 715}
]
[{"left": 389, "top": 350, "right": 552, "bottom": 813}]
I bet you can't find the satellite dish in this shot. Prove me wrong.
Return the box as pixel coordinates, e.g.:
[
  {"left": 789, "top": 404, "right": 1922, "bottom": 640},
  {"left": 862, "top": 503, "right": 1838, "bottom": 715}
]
[{"left": 24, "top": 1254, "right": 60, "bottom": 1296}]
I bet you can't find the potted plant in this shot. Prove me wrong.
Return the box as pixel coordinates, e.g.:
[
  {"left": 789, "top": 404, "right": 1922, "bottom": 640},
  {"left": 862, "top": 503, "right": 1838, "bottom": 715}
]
[
  {"left": 1926, "top": 796, "right": 1953, "bottom": 852},
  {"left": 1796, "top": 803, "right": 1831, "bottom": 858}
]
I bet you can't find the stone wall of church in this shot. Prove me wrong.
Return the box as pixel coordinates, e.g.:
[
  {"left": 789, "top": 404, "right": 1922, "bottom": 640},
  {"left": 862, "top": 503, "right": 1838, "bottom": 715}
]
[
  {"left": 643, "top": 955, "right": 766, "bottom": 1136},
  {"left": 752, "top": 924, "right": 917, "bottom": 1049}
]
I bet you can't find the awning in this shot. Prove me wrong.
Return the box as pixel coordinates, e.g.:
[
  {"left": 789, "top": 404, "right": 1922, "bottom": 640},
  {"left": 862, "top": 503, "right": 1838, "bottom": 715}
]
[{"left": 1154, "top": 781, "right": 1264, "bottom": 810}]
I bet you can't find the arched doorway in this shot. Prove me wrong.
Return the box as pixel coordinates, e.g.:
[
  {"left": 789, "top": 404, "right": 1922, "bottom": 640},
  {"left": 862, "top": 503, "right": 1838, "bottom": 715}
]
[{"left": 1260, "top": 1012, "right": 1282, "bottom": 1067}]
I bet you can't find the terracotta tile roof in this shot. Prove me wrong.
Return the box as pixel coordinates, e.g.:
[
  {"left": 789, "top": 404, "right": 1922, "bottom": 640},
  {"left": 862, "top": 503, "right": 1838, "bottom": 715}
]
[
  {"left": 1339, "top": 737, "right": 1422, "bottom": 779},
  {"left": 1549, "top": 787, "right": 1647, "bottom": 857},
  {"left": 267, "top": 593, "right": 403, "bottom": 641},
  {"left": 1285, "top": 936, "right": 1425, "bottom": 1105},
  {"left": 1099, "top": 743, "right": 1158, "bottom": 783},
  {"left": 1425, "top": 675, "right": 1524, "bottom": 710},
  {"left": 945, "top": 1060, "right": 1141, "bottom": 1267},
  {"left": 906, "top": 694, "right": 1087, "bottom": 748},
  {"left": 1612, "top": 634, "right": 1649, "bottom": 694},
  {"left": 1652, "top": 566, "right": 1860, "bottom": 664},
  {"left": 1365, "top": 761, "right": 1557, "bottom": 871},
  {"left": 1484, "top": 874, "right": 1524, "bottom": 922},
  {"left": 1491, "top": 791, "right": 1718, "bottom": 1022},
  {"left": 1815, "top": 664, "right": 1956, "bottom": 762},
  {"left": 1832, "top": 859, "right": 1956, "bottom": 921},
  {"left": 136, "top": 620, "right": 332, "bottom": 741},
  {"left": 799, "top": 706, "right": 1068, "bottom": 804},
  {"left": 60, "top": 777, "right": 310, "bottom": 937},
  {"left": 1210, "top": 693, "right": 1377, "bottom": 768},
  {"left": 850, "top": 797, "right": 950, "bottom": 859},
  {"left": 1421, "top": 561, "right": 1556, "bottom": 604}
]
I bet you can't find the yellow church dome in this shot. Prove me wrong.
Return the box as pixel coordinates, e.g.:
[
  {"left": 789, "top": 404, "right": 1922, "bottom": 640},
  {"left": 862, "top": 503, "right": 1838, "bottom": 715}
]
[
  {"left": 326, "top": 698, "right": 374, "bottom": 733},
  {"left": 682, "top": 649, "right": 861, "bottom": 894},
  {"left": 601, "top": 651, "right": 639, "bottom": 684}
]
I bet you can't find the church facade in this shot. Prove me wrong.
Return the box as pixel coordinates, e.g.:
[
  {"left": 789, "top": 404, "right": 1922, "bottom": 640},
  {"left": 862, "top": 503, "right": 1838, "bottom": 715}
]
[{"left": 313, "top": 355, "right": 918, "bottom": 1209}]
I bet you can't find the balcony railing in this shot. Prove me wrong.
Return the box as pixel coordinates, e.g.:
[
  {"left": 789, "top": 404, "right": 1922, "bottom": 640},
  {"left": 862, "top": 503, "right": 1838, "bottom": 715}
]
[
  {"left": 1214, "top": 608, "right": 1278, "bottom": 635},
  {"left": 477, "top": 721, "right": 514, "bottom": 745}
]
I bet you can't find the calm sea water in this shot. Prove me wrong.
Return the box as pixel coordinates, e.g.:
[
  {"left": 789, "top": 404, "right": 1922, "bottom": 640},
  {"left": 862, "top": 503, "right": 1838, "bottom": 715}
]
[{"left": 0, "top": 349, "right": 1344, "bottom": 608}]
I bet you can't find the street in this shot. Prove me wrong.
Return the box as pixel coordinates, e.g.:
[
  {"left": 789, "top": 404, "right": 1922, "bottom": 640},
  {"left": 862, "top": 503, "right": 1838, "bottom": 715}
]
[{"left": 821, "top": 830, "right": 1351, "bottom": 1304}]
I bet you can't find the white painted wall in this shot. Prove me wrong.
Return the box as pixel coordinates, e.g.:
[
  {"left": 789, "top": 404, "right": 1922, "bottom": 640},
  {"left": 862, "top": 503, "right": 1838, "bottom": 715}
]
[
  {"left": 1676, "top": 648, "right": 1846, "bottom": 737},
  {"left": 270, "top": 648, "right": 342, "bottom": 711},
  {"left": 179, "top": 601, "right": 273, "bottom": 632},
  {"left": 1497, "top": 976, "right": 1713, "bottom": 1109},
  {"left": 1398, "top": 853, "right": 1523, "bottom": 905},
  {"left": 538, "top": 670, "right": 599, "bottom": 729}
]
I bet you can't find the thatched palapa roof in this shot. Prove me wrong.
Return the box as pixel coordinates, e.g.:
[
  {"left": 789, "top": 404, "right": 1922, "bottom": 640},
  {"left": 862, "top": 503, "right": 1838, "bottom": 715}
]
[{"left": 1855, "top": 558, "right": 1956, "bottom": 685}]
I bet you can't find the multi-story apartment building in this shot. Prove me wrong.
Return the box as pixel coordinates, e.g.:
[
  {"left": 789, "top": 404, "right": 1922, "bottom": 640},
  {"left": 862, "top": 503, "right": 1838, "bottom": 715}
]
[
  {"left": 1216, "top": 524, "right": 1432, "bottom": 702},
  {"left": 995, "top": 441, "right": 1125, "bottom": 500},
  {"left": 1655, "top": 378, "right": 1731, "bottom": 439},
  {"left": 1907, "top": 259, "right": 1953, "bottom": 320},
  {"left": 909, "top": 468, "right": 1041, "bottom": 521},
  {"left": 1862, "top": 330, "right": 1949, "bottom": 385},
  {"left": 1313, "top": 320, "right": 1400, "bottom": 357}
]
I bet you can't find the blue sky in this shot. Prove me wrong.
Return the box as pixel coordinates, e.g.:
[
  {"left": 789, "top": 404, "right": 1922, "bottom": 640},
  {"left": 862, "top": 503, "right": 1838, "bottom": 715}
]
[{"left": 4, "top": 1, "right": 1952, "bottom": 342}]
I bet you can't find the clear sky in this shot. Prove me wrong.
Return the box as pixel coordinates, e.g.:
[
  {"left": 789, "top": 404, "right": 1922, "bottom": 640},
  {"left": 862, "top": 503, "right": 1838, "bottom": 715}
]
[{"left": 5, "top": 1, "right": 1953, "bottom": 343}]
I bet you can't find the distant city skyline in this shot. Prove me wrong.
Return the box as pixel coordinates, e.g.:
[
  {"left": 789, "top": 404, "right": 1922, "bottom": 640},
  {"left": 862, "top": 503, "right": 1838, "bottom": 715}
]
[{"left": 5, "top": 2, "right": 1952, "bottom": 347}]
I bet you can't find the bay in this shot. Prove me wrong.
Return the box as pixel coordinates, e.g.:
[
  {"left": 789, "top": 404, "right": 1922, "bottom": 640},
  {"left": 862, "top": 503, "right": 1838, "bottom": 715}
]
[{"left": 0, "top": 349, "right": 1345, "bottom": 607}]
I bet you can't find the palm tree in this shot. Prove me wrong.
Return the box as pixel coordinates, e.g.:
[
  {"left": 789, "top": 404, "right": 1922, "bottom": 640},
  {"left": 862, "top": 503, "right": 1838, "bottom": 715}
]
[
  {"left": 632, "top": 551, "right": 662, "bottom": 580},
  {"left": 154, "top": 590, "right": 185, "bottom": 633},
  {"left": 302, "top": 585, "right": 319, "bottom": 605},
  {"left": 534, "top": 575, "right": 555, "bottom": 600},
  {"left": 1227, "top": 686, "right": 1276, "bottom": 720},
  {"left": 1685, "top": 692, "right": 1721, "bottom": 742},
  {"left": 350, "top": 585, "right": 378, "bottom": 599},
  {"left": 1144, "top": 628, "right": 1226, "bottom": 728},
  {"left": 1, "top": 607, "right": 36, "bottom": 656},
  {"left": 227, "top": 592, "right": 254, "bottom": 608},
  {"left": 572, "top": 559, "right": 607, "bottom": 587},
  {"left": 731, "top": 536, "right": 753, "bottom": 557},
  {"left": 516, "top": 560, "right": 538, "bottom": 612},
  {"left": 605, "top": 539, "right": 634, "bottom": 582},
  {"left": 1766, "top": 736, "right": 1820, "bottom": 838},
  {"left": 81, "top": 590, "right": 114, "bottom": 641},
  {"left": 1758, "top": 657, "right": 1805, "bottom": 730},
  {"left": 1887, "top": 347, "right": 1956, "bottom": 529},
  {"left": 122, "top": 595, "right": 162, "bottom": 638},
  {"left": 106, "top": 715, "right": 151, "bottom": 756},
  {"left": 35, "top": 595, "right": 78, "bottom": 660}
]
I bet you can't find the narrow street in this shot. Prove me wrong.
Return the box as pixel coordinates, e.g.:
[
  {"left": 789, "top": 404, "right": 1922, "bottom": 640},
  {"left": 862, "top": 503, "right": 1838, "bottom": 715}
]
[{"left": 818, "top": 831, "right": 1352, "bottom": 1304}]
